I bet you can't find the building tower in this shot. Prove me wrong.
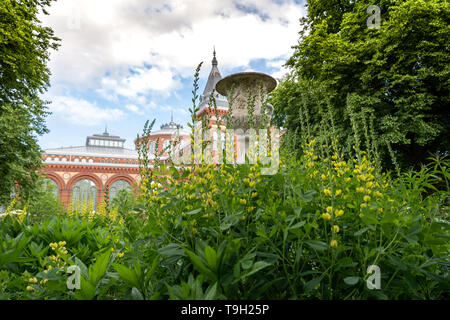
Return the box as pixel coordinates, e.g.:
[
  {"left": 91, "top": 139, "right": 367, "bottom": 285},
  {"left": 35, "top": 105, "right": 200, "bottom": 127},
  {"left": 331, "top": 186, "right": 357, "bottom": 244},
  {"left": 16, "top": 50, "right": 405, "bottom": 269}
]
[{"left": 197, "top": 48, "right": 229, "bottom": 121}]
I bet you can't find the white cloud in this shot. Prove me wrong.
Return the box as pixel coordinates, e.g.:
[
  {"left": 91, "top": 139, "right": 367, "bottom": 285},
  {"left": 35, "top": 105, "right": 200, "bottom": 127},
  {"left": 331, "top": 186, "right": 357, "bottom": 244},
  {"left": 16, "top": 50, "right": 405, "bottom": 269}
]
[
  {"left": 40, "top": 0, "right": 305, "bottom": 94},
  {"left": 125, "top": 104, "right": 143, "bottom": 115},
  {"left": 100, "top": 66, "right": 182, "bottom": 101},
  {"left": 49, "top": 96, "right": 126, "bottom": 126}
]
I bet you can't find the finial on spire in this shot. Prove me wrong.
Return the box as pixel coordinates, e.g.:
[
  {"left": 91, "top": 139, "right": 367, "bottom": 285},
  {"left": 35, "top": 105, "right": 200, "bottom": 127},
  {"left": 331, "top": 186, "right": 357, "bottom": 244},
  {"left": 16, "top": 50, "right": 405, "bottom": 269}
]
[
  {"left": 212, "top": 46, "right": 218, "bottom": 66},
  {"left": 171, "top": 111, "right": 173, "bottom": 123},
  {"left": 104, "top": 124, "right": 108, "bottom": 135}
]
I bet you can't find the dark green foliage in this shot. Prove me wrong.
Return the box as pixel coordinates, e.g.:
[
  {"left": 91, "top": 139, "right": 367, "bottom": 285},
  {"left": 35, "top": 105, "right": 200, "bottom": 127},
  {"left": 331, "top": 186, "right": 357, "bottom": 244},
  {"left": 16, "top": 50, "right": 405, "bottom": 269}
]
[
  {"left": 25, "top": 177, "right": 64, "bottom": 217},
  {"left": 0, "top": 0, "right": 60, "bottom": 205},
  {"left": 271, "top": 0, "right": 450, "bottom": 170}
]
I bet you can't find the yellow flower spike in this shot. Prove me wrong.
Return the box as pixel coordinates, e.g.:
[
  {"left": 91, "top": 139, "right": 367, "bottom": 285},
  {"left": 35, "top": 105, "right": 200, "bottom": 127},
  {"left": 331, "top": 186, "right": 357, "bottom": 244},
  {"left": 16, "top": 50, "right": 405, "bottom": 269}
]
[
  {"left": 359, "top": 213, "right": 364, "bottom": 218},
  {"left": 335, "top": 189, "right": 342, "bottom": 196},
  {"left": 58, "top": 241, "right": 66, "bottom": 247},
  {"left": 326, "top": 206, "right": 333, "bottom": 213},
  {"left": 335, "top": 209, "right": 344, "bottom": 217},
  {"left": 363, "top": 195, "right": 371, "bottom": 202},
  {"left": 239, "top": 198, "right": 247, "bottom": 205},
  {"left": 356, "top": 187, "right": 364, "bottom": 193},
  {"left": 374, "top": 191, "right": 382, "bottom": 197},
  {"left": 249, "top": 181, "right": 256, "bottom": 188},
  {"left": 110, "top": 247, "right": 115, "bottom": 252},
  {"left": 243, "top": 178, "right": 250, "bottom": 184},
  {"left": 366, "top": 181, "right": 374, "bottom": 188},
  {"left": 332, "top": 225, "right": 340, "bottom": 233},
  {"left": 321, "top": 174, "right": 327, "bottom": 181},
  {"left": 247, "top": 206, "right": 255, "bottom": 213},
  {"left": 251, "top": 192, "right": 258, "bottom": 198},
  {"left": 192, "top": 228, "right": 198, "bottom": 234},
  {"left": 330, "top": 240, "right": 338, "bottom": 248},
  {"left": 26, "top": 286, "right": 34, "bottom": 291},
  {"left": 343, "top": 194, "right": 348, "bottom": 200},
  {"left": 28, "top": 277, "right": 38, "bottom": 284},
  {"left": 116, "top": 252, "right": 124, "bottom": 258},
  {"left": 323, "top": 189, "right": 332, "bottom": 197},
  {"left": 321, "top": 213, "right": 331, "bottom": 221},
  {"left": 361, "top": 203, "right": 367, "bottom": 208},
  {"left": 377, "top": 208, "right": 384, "bottom": 213},
  {"left": 40, "top": 279, "right": 48, "bottom": 285}
]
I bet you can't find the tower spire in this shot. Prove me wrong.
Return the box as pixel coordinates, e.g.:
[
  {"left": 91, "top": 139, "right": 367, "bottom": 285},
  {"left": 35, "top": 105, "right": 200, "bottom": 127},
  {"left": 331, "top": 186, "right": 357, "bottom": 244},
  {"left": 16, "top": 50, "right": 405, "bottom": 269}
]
[{"left": 212, "top": 46, "right": 218, "bottom": 66}]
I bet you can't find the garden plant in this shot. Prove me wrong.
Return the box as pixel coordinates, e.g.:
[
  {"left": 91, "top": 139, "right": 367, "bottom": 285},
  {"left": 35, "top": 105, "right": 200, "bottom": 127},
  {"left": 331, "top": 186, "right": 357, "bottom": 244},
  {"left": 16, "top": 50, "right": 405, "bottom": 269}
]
[{"left": 0, "top": 64, "right": 448, "bottom": 300}]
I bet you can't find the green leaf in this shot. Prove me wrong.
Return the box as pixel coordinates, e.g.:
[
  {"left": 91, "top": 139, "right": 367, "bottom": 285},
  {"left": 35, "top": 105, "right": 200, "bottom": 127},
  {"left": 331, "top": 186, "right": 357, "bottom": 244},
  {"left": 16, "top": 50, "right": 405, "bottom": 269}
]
[
  {"left": 344, "top": 276, "right": 360, "bottom": 285},
  {"left": 289, "top": 221, "right": 306, "bottom": 230},
  {"left": 158, "top": 243, "right": 185, "bottom": 257},
  {"left": 204, "top": 246, "right": 218, "bottom": 271},
  {"left": 113, "top": 263, "right": 140, "bottom": 288},
  {"left": 88, "top": 251, "right": 110, "bottom": 286},
  {"left": 74, "top": 257, "right": 89, "bottom": 279},
  {"left": 233, "top": 261, "right": 271, "bottom": 283},
  {"left": 204, "top": 282, "right": 218, "bottom": 300},
  {"left": 300, "top": 190, "right": 317, "bottom": 202},
  {"left": 354, "top": 227, "right": 370, "bottom": 236},
  {"left": 75, "top": 277, "right": 96, "bottom": 300},
  {"left": 185, "top": 208, "right": 202, "bottom": 215},
  {"left": 184, "top": 248, "right": 217, "bottom": 282},
  {"left": 131, "top": 287, "right": 144, "bottom": 300},
  {"left": 304, "top": 274, "right": 324, "bottom": 292},
  {"left": 304, "top": 240, "right": 327, "bottom": 251}
]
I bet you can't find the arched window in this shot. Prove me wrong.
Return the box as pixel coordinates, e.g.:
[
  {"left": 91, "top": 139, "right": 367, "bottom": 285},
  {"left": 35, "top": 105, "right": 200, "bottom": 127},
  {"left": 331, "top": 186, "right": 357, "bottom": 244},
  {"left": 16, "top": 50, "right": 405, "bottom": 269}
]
[
  {"left": 44, "top": 178, "right": 59, "bottom": 197},
  {"left": 72, "top": 179, "right": 97, "bottom": 209},
  {"left": 109, "top": 180, "right": 132, "bottom": 201}
]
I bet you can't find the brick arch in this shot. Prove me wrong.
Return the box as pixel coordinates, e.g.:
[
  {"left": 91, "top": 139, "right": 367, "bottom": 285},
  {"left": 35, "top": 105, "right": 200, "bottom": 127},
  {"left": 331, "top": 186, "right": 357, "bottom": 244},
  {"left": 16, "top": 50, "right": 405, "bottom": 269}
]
[
  {"left": 106, "top": 174, "right": 136, "bottom": 190},
  {"left": 42, "top": 172, "right": 65, "bottom": 191},
  {"left": 68, "top": 173, "right": 104, "bottom": 208},
  {"left": 68, "top": 173, "right": 103, "bottom": 190}
]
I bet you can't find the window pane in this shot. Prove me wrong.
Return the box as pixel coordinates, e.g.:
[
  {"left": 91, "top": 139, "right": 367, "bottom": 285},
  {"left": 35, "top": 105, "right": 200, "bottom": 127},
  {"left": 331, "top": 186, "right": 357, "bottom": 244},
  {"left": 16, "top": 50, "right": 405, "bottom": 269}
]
[
  {"left": 45, "top": 178, "right": 58, "bottom": 197},
  {"left": 109, "top": 180, "right": 132, "bottom": 201},
  {"left": 72, "top": 179, "right": 97, "bottom": 210}
]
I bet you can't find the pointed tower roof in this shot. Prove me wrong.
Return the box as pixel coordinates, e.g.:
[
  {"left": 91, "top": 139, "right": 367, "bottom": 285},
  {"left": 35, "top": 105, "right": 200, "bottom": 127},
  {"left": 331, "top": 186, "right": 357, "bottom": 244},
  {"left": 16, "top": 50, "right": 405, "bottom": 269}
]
[
  {"left": 197, "top": 48, "right": 229, "bottom": 116},
  {"left": 202, "top": 48, "right": 222, "bottom": 96}
]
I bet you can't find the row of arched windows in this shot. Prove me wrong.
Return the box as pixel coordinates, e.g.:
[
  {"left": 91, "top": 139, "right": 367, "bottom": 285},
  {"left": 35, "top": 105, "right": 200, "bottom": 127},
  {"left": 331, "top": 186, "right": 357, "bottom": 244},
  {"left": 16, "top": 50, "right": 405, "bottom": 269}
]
[{"left": 45, "top": 178, "right": 132, "bottom": 209}]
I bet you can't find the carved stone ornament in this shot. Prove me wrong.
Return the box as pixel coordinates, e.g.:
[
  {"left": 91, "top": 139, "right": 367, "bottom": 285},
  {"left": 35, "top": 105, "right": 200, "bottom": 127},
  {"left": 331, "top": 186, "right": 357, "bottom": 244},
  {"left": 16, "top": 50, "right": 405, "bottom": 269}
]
[{"left": 216, "top": 72, "right": 277, "bottom": 131}]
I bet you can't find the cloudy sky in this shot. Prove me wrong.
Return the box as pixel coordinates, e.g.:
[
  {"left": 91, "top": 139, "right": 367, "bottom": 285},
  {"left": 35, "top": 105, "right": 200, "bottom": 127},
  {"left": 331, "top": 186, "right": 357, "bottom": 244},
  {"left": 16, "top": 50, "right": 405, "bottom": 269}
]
[{"left": 38, "top": 0, "right": 306, "bottom": 150}]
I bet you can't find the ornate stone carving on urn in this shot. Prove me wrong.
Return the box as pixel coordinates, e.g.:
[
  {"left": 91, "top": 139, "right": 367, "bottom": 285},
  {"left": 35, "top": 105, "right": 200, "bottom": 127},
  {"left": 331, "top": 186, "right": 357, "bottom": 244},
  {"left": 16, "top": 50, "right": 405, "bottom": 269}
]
[{"left": 216, "top": 72, "right": 277, "bottom": 131}]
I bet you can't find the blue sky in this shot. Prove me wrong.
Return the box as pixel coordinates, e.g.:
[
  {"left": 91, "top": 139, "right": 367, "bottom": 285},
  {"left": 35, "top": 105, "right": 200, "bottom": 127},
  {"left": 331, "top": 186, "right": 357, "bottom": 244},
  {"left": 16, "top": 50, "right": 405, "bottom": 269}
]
[{"left": 38, "top": 0, "right": 306, "bottom": 150}]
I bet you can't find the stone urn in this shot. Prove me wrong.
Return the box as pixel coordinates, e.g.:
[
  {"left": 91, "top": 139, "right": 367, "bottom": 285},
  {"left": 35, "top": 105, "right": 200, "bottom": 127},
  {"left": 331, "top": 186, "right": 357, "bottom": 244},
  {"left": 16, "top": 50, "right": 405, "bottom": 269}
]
[{"left": 215, "top": 72, "right": 277, "bottom": 131}]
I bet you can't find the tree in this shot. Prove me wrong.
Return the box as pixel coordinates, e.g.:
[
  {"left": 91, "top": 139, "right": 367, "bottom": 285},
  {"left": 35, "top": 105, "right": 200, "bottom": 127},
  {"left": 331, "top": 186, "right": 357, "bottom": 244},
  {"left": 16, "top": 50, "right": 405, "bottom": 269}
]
[
  {"left": 0, "top": 0, "right": 60, "bottom": 205},
  {"left": 25, "top": 177, "right": 64, "bottom": 217},
  {"left": 271, "top": 0, "right": 449, "bottom": 169}
]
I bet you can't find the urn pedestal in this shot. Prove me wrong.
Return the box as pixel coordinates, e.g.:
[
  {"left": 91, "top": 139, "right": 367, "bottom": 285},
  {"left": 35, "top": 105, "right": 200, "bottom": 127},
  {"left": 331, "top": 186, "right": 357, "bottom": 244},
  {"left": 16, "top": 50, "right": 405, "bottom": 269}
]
[{"left": 216, "top": 72, "right": 277, "bottom": 163}]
